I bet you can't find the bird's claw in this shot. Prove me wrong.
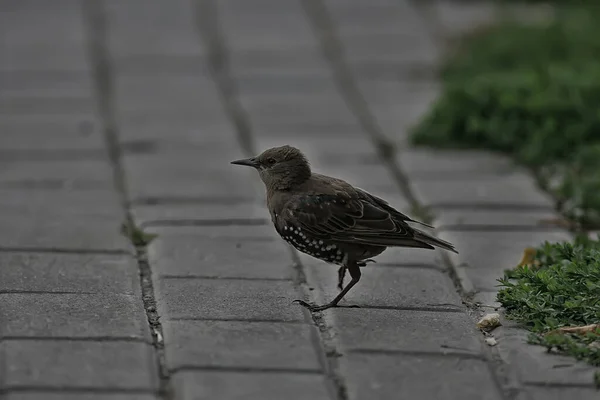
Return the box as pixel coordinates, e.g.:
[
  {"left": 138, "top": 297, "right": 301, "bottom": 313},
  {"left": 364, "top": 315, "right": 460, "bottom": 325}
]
[{"left": 292, "top": 299, "right": 336, "bottom": 312}]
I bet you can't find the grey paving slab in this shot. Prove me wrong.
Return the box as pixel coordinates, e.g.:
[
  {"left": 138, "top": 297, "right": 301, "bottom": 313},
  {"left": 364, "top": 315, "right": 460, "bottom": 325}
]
[
  {"left": 2, "top": 46, "right": 90, "bottom": 73},
  {"left": 0, "top": 293, "right": 149, "bottom": 340},
  {"left": 4, "top": 394, "right": 158, "bottom": 400},
  {"left": 0, "top": 253, "right": 139, "bottom": 294},
  {"left": 0, "top": 116, "right": 103, "bottom": 151},
  {"left": 409, "top": 173, "right": 555, "bottom": 208},
  {"left": 397, "top": 149, "right": 516, "bottom": 177},
  {"left": 0, "top": 341, "right": 159, "bottom": 390},
  {"left": 524, "top": 386, "right": 600, "bottom": 400},
  {"left": 340, "top": 353, "right": 502, "bottom": 400},
  {"left": 0, "top": 160, "right": 114, "bottom": 190},
  {"left": 147, "top": 228, "right": 294, "bottom": 280},
  {"left": 171, "top": 370, "right": 332, "bottom": 400},
  {"left": 441, "top": 230, "right": 571, "bottom": 292},
  {"left": 435, "top": 208, "right": 561, "bottom": 228},
  {"left": 154, "top": 278, "right": 304, "bottom": 322},
  {"left": 0, "top": 97, "right": 95, "bottom": 116},
  {"left": 0, "top": 71, "right": 93, "bottom": 98},
  {"left": 113, "top": 75, "right": 223, "bottom": 115},
  {"left": 113, "top": 54, "right": 207, "bottom": 76},
  {"left": 229, "top": 49, "right": 328, "bottom": 74},
  {"left": 0, "top": 189, "right": 130, "bottom": 252},
  {"left": 0, "top": 0, "right": 85, "bottom": 48},
  {"left": 429, "top": 0, "right": 499, "bottom": 38},
  {"left": 305, "top": 263, "right": 461, "bottom": 309},
  {"left": 494, "top": 326, "right": 599, "bottom": 387},
  {"left": 131, "top": 202, "right": 264, "bottom": 226},
  {"left": 123, "top": 152, "right": 257, "bottom": 201},
  {"left": 241, "top": 94, "right": 353, "bottom": 125},
  {"left": 162, "top": 320, "right": 321, "bottom": 371},
  {"left": 105, "top": 0, "right": 203, "bottom": 58},
  {"left": 330, "top": 308, "right": 481, "bottom": 356}
]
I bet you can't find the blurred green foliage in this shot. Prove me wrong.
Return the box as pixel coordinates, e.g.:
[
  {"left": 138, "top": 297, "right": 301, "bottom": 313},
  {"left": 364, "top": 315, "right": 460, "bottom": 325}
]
[{"left": 411, "top": 4, "right": 600, "bottom": 227}]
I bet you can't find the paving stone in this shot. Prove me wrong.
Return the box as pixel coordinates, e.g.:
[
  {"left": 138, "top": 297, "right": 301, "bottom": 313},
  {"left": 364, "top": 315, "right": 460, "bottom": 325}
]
[
  {"left": 340, "top": 353, "right": 502, "bottom": 400},
  {"left": 242, "top": 95, "right": 352, "bottom": 124},
  {"left": 124, "top": 153, "right": 257, "bottom": 200},
  {"left": 172, "top": 371, "right": 331, "bottom": 400},
  {"left": 105, "top": 0, "right": 202, "bottom": 57},
  {"left": 434, "top": 208, "right": 561, "bottom": 228},
  {"left": 0, "top": 293, "right": 149, "bottom": 340},
  {"left": 0, "top": 97, "right": 95, "bottom": 116},
  {"left": 408, "top": 173, "right": 555, "bottom": 208},
  {"left": 397, "top": 149, "right": 515, "bottom": 178},
  {"left": 3, "top": 46, "right": 90, "bottom": 72},
  {"left": 0, "top": 71, "right": 93, "bottom": 98},
  {"left": 524, "top": 386, "right": 600, "bottom": 400},
  {"left": 1, "top": 1, "right": 85, "bottom": 49},
  {"left": 0, "top": 116, "right": 103, "bottom": 151},
  {"left": 147, "top": 228, "right": 294, "bottom": 280},
  {"left": 330, "top": 308, "right": 481, "bottom": 356},
  {"left": 154, "top": 278, "right": 304, "bottom": 322},
  {"left": 0, "top": 253, "right": 139, "bottom": 294},
  {"left": 114, "top": 75, "right": 222, "bottom": 114},
  {"left": 4, "top": 394, "right": 158, "bottom": 400},
  {"left": 237, "top": 75, "right": 338, "bottom": 98},
  {"left": 162, "top": 320, "right": 321, "bottom": 370},
  {"left": 440, "top": 230, "right": 571, "bottom": 291},
  {"left": 0, "top": 341, "right": 159, "bottom": 390},
  {"left": 131, "top": 202, "right": 266, "bottom": 226},
  {"left": 495, "top": 326, "right": 599, "bottom": 387},
  {"left": 305, "top": 263, "right": 461, "bottom": 309},
  {"left": 0, "top": 160, "right": 114, "bottom": 190},
  {"left": 0, "top": 189, "right": 130, "bottom": 252},
  {"left": 429, "top": 1, "right": 498, "bottom": 37},
  {"left": 229, "top": 49, "right": 328, "bottom": 74},
  {"left": 342, "top": 35, "right": 438, "bottom": 66}
]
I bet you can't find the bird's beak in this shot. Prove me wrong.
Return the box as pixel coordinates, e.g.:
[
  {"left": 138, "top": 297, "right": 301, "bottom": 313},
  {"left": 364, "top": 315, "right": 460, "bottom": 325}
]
[{"left": 230, "top": 157, "right": 259, "bottom": 168}]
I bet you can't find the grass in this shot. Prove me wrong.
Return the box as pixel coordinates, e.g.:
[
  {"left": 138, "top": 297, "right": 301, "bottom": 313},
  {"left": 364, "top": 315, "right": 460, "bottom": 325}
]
[
  {"left": 409, "top": 0, "right": 600, "bottom": 375},
  {"left": 497, "top": 238, "right": 600, "bottom": 376}
]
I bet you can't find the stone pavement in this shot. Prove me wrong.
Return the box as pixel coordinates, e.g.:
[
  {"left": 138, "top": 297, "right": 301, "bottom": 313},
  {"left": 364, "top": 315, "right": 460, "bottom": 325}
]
[{"left": 1, "top": 0, "right": 598, "bottom": 399}]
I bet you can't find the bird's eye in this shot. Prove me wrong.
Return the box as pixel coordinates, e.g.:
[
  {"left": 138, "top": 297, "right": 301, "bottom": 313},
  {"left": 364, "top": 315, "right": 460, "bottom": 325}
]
[{"left": 266, "top": 157, "right": 276, "bottom": 165}]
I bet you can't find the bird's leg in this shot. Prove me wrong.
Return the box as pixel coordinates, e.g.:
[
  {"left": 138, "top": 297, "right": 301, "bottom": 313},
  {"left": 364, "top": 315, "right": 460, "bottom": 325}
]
[
  {"left": 336, "top": 266, "right": 346, "bottom": 291},
  {"left": 294, "top": 261, "right": 361, "bottom": 312}
]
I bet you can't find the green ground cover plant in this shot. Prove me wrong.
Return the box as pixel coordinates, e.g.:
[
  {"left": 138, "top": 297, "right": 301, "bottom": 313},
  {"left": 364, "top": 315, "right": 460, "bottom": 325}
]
[{"left": 498, "top": 238, "right": 600, "bottom": 375}]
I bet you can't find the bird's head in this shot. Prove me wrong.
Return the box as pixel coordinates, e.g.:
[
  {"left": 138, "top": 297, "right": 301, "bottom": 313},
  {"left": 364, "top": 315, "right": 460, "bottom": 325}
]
[{"left": 230, "top": 145, "right": 311, "bottom": 190}]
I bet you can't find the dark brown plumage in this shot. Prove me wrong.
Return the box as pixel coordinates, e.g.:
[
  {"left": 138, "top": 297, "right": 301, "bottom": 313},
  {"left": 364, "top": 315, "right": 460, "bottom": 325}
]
[{"left": 231, "top": 145, "right": 458, "bottom": 312}]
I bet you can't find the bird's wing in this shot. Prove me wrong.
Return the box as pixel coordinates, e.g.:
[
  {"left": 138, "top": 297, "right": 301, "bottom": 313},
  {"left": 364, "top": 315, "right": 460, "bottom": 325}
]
[
  {"left": 354, "top": 187, "right": 434, "bottom": 229},
  {"left": 282, "top": 192, "right": 432, "bottom": 248}
]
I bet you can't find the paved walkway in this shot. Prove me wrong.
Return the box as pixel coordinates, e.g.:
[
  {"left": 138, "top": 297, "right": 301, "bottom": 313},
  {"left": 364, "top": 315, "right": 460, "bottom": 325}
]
[{"left": 1, "top": 0, "right": 598, "bottom": 399}]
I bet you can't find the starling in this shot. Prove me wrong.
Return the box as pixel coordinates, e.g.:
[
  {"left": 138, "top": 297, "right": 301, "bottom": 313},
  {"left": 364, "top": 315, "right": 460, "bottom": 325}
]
[{"left": 231, "top": 145, "right": 458, "bottom": 312}]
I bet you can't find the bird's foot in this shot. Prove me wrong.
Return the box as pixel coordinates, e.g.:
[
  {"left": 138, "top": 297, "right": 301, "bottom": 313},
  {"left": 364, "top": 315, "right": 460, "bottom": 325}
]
[
  {"left": 293, "top": 299, "right": 361, "bottom": 312},
  {"left": 357, "top": 259, "right": 376, "bottom": 267},
  {"left": 293, "top": 299, "right": 338, "bottom": 312}
]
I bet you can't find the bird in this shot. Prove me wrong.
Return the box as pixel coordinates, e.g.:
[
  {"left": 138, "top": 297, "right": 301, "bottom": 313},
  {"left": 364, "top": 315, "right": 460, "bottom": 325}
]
[{"left": 231, "top": 145, "right": 458, "bottom": 312}]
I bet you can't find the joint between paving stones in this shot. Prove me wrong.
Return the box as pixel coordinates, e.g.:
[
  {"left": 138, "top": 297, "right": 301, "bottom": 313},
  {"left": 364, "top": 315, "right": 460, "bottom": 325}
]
[
  {"left": 82, "top": 1, "right": 173, "bottom": 398},
  {"left": 192, "top": 0, "right": 256, "bottom": 157}
]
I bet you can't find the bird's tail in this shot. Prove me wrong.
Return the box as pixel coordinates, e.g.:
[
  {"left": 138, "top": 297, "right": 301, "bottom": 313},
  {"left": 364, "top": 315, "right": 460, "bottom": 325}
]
[{"left": 413, "top": 229, "right": 458, "bottom": 254}]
